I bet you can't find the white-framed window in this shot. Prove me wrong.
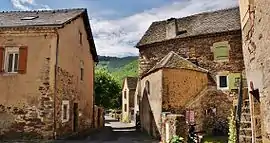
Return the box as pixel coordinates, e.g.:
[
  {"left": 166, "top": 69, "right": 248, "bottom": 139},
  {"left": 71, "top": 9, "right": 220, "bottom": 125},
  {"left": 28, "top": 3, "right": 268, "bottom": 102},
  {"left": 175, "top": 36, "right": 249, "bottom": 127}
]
[
  {"left": 4, "top": 47, "right": 19, "bottom": 73},
  {"left": 217, "top": 75, "right": 229, "bottom": 90},
  {"left": 62, "top": 100, "right": 70, "bottom": 123}
]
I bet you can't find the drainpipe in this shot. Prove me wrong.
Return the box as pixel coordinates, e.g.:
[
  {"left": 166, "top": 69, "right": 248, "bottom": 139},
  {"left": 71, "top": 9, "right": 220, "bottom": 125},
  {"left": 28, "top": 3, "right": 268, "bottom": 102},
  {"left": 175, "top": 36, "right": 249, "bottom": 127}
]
[
  {"left": 53, "top": 29, "right": 60, "bottom": 139},
  {"left": 236, "top": 74, "right": 243, "bottom": 143}
]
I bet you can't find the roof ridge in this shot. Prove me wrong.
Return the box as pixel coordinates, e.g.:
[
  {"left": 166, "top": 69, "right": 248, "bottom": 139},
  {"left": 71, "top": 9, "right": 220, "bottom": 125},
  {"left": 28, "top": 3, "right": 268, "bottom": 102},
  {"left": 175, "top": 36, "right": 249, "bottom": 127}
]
[
  {"left": 153, "top": 6, "right": 239, "bottom": 23},
  {"left": 0, "top": 8, "right": 86, "bottom": 13}
]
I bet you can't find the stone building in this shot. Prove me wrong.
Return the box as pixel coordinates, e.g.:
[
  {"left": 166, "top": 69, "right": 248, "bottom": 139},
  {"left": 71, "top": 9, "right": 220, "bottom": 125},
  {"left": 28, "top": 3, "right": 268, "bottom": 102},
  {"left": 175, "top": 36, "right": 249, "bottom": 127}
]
[
  {"left": 136, "top": 7, "right": 245, "bottom": 139},
  {"left": 0, "top": 8, "right": 98, "bottom": 139},
  {"left": 239, "top": 0, "right": 270, "bottom": 142},
  {"left": 121, "top": 77, "right": 138, "bottom": 123}
]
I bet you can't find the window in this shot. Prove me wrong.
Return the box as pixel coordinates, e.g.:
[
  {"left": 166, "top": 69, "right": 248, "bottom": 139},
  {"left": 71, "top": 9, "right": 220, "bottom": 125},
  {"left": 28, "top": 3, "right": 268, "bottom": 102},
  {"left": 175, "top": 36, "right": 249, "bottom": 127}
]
[
  {"left": 124, "top": 104, "right": 127, "bottom": 112},
  {"left": 63, "top": 104, "right": 68, "bottom": 120},
  {"left": 79, "top": 31, "right": 82, "bottom": 45},
  {"left": 80, "top": 61, "right": 84, "bottom": 81},
  {"left": 217, "top": 75, "right": 229, "bottom": 90},
  {"left": 219, "top": 76, "right": 228, "bottom": 88},
  {"left": 5, "top": 47, "right": 19, "bottom": 73},
  {"left": 124, "top": 90, "right": 127, "bottom": 99},
  {"left": 211, "top": 41, "right": 230, "bottom": 62},
  {"left": 62, "top": 100, "right": 70, "bottom": 123},
  {"left": 21, "top": 16, "right": 39, "bottom": 20},
  {"left": 0, "top": 47, "right": 28, "bottom": 74}
]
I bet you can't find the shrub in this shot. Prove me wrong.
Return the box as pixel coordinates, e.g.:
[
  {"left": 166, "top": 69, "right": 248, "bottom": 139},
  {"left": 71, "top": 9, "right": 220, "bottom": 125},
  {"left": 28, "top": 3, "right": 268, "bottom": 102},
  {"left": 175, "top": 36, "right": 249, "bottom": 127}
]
[
  {"left": 170, "top": 135, "right": 184, "bottom": 143},
  {"left": 228, "top": 109, "right": 236, "bottom": 143}
]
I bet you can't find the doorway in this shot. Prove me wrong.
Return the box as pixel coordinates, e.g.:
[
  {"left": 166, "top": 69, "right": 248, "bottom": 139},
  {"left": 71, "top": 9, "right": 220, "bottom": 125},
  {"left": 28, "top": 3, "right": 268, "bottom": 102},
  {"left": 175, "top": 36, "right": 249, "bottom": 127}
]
[{"left": 73, "top": 103, "right": 79, "bottom": 132}]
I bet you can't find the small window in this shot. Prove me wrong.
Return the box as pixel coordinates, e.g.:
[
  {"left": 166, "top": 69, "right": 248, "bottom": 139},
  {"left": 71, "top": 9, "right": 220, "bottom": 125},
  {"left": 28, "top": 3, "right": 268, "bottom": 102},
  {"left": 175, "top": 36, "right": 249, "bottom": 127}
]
[
  {"left": 79, "top": 31, "right": 82, "bottom": 45},
  {"left": 124, "top": 90, "right": 127, "bottom": 99},
  {"left": 21, "top": 16, "right": 39, "bottom": 20},
  {"left": 5, "top": 47, "right": 19, "bottom": 73},
  {"left": 63, "top": 104, "right": 68, "bottom": 120},
  {"left": 124, "top": 104, "right": 127, "bottom": 112},
  {"left": 219, "top": 76, "right": 228, "bottom": 88},
  {"left": 62, "top": 100, "right": 70, "bottom": 123},
  {"left": 80, "top": 61, "right": 84, "bottom": 81}
]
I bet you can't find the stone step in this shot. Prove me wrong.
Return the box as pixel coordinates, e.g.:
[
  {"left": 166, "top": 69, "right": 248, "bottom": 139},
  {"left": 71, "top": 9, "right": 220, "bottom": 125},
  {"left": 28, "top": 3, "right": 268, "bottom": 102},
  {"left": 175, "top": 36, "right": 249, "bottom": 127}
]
[
  {"left": 241, "top": 121, "right": 252, "bottom": 124},
  {"left": 240, "top": 128, "right": 252, "bottom": 136},
  {"left": 241, "top": 115, "right": 251, "bottom": 122},
  {"left": 240, "top": 122, "right": 252, "bottom": 129},
  {"left": 239, "top": 135, "right": 252, "bottom": 143}
]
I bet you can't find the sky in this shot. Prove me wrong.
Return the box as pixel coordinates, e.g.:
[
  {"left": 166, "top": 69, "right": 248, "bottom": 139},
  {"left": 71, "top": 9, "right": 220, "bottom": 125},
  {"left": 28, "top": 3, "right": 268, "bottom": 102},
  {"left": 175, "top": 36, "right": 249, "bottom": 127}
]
[{"left": 1, "top": 0, "right": 239, "bottom": 57}]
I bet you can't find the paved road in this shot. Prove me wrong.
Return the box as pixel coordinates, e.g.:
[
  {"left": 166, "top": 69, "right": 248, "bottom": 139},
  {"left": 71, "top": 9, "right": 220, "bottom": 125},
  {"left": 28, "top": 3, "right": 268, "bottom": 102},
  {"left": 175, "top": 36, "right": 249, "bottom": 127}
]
[{"left": 62, "top": 115, "right": 159, "bottom": 143}]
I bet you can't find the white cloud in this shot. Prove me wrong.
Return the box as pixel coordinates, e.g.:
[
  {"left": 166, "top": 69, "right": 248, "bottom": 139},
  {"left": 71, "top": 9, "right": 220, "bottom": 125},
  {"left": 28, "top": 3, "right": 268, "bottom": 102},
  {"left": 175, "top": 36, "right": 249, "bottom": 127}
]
[
  {"left": 90, "top": 0, "right": 239, "bottom": 57},
  {"left": 10, "top": 0, "right": 51, "bottom": 10}
]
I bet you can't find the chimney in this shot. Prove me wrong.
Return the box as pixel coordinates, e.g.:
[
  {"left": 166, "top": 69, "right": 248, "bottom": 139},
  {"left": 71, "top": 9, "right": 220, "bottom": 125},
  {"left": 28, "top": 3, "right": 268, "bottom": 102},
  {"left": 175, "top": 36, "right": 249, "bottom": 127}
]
[{"left": 166, "top": 18, "right": 178, "bottom": 39}]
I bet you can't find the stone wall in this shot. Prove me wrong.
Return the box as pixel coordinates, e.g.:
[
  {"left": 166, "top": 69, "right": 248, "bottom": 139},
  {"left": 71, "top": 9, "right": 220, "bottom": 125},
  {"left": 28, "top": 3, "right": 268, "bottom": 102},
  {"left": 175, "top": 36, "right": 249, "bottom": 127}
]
[
  {"left": 162, "top": 69, "right": 208, "bottom": 113},
  {"left": 239, "top": 0, "right": 270, "bottom": 142},
  {"left": 0, "top": 30, "right": 57, "bottom": 140},
  {"left": 138, "top": 31, "right": 244, "bottom": 78},
  {"left": 186, "top": 87, "right": 233, "bottom": 136}
]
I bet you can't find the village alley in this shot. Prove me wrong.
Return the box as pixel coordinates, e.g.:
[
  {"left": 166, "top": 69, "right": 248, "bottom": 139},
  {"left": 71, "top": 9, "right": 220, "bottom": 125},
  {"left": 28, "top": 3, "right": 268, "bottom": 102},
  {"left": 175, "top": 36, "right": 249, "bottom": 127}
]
[{"left": 59, "top": 115, "right": 158, "bottom": 143}]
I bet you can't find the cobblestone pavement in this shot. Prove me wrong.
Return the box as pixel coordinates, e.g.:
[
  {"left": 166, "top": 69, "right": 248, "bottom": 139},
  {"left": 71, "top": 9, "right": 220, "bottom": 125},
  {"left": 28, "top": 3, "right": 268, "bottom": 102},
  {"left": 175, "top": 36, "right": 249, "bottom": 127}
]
[{"left": 61, "top": 115, "right": 159, "bottom": 143}]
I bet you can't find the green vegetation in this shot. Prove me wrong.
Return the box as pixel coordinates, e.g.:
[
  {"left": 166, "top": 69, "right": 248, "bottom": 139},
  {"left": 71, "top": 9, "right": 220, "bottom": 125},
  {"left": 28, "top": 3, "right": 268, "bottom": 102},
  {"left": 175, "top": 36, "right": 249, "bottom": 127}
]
[
  {"left": 202, "top": 136, "right": 228, "bottom": 143},
  {"left": 94, "top": 68, "right": 121, "bottom": 109},
  {"left": 111, "top": 60, "right": 138, "bottom": 85},
  {"left": 94, "top": 55, "right": 138, "bottom": 109},
  {"left": 170, "top": 135, "right": 184, "bottom": 143},
  {"left": 97, "top": 55, "right": 138, "bottom": 85},
  {"left": 228, "top": 109, "right": 236, "bottom": 143}
]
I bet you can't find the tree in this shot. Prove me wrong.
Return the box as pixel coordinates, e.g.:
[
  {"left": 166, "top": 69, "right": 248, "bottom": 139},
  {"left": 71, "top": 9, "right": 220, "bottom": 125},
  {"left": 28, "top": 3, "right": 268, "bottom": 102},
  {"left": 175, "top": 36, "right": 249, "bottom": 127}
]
[{"left": 94, "top": 68, "right": 121, "bottom": 109}]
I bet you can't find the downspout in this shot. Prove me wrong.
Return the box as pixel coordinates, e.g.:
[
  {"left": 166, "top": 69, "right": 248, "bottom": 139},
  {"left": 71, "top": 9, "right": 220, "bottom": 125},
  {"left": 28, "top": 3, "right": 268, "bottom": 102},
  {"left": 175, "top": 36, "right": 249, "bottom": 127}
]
[{"left": 53, "top": 29, "right": 60, "bottom": 139}]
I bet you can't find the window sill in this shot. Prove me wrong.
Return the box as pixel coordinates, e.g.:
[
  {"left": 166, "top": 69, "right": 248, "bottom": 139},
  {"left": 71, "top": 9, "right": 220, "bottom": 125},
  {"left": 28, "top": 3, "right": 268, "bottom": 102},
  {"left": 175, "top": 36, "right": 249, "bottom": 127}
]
[
  {"left": 217, "top": 87, "right": 229, "bottom": 91},
  {"left": 1, "top": 72, "right": 18, "bottom": 76}
]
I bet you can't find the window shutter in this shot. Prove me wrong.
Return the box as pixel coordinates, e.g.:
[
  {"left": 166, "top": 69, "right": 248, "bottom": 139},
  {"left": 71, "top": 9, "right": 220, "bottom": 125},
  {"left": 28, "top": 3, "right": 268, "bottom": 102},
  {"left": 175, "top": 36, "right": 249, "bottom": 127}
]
[
  {"left": 18, "top": 46, "right": 28, "bottom": 74},
  {"left": 0, "top": 47, "right": 4, "bottom": 73},
  {"left": 229, "top": 73, "right": 241, "bottom": 90}
]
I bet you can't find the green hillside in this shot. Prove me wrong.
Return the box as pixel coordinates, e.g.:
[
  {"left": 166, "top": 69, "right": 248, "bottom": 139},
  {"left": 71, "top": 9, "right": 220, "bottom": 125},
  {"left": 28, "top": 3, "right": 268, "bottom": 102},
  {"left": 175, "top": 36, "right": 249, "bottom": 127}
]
[
  {"left": 97, "top": 56, "right": 138, "bottom": 72},
  {"left": 111, "top": 60, "right": 138, "bottom": 85},
  {"left": 96, "top": 56, "right": 138, "bottom": 85}
]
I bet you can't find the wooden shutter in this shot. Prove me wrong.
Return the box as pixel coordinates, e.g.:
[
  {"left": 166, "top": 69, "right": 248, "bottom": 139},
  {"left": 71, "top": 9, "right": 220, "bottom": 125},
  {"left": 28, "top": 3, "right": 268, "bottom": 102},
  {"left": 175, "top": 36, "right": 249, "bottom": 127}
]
[
  {"left": 0, "top": 47, "right": 4, "bottom": 73},
  {"left": 18, "top": 46, "right": 28, "bottom": 74}
]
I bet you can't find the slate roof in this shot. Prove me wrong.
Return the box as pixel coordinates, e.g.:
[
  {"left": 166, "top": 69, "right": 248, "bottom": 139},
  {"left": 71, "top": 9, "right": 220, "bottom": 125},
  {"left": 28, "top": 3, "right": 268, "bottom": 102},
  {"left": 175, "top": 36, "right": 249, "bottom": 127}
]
[
  {"left": 0, "top": 8, "right": 98, "bottom": 62},
  {"left": 136, "top": 7, "right": 241, "bottom": 47},
  {"left": 126, "top": 77, "right": 138, "bottom": 90},
  {"left": 0, "top": 8, "right": 85, "bottom": 28},
  {"left": 146, "top": 51, "right": 208, "bottom": 76}
]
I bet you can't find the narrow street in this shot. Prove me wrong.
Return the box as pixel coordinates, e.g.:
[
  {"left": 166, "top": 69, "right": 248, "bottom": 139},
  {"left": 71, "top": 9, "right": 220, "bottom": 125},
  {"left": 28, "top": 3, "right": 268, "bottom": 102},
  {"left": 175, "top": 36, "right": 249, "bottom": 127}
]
[{"left": 62, "top": 115, "right": 158, "bottom": 143}]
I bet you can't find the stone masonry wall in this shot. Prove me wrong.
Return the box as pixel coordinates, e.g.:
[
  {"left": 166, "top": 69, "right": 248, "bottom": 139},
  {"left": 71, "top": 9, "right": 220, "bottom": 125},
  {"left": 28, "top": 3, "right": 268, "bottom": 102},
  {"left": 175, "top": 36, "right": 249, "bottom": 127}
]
[
  {"left": 239, "top": 0, "right": 270, "bottom": 142},
  {"left": 138, "top": 31, "right": 244, "bottom": 78},
  {"left": 187, "top": 87, "right": 232, "bottom": 136},
  {"left": 0, "top": 57, "right": 54, "bottom": 140}
]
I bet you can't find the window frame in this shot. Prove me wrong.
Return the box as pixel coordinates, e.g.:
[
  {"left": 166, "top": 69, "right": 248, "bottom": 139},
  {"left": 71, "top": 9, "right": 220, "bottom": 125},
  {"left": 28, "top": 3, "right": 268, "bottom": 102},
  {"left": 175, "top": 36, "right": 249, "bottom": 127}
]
[
  {"left": 61, "top": 100, "right": 70, "bottom": 123},
  {"left": 4, "top": 47, "right": 19, "bottom": 74},
  {"left": 216, "top": 74, "right": 229, "bottom": 90}
]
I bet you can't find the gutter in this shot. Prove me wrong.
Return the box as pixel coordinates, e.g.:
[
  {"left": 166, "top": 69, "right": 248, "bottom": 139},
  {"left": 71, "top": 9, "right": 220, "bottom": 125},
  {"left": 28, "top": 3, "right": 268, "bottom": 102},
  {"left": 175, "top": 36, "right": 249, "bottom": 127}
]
[{"left": 53, "top": 29, "right": 60, "bottom": 139}]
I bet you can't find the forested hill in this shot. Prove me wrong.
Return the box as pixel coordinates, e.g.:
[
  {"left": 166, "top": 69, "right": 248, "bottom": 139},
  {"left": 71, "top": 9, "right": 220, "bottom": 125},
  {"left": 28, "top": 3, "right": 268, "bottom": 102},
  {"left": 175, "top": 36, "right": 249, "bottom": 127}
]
[{"left": 96, "top": 55, "right": 139, "bottom": 84}]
